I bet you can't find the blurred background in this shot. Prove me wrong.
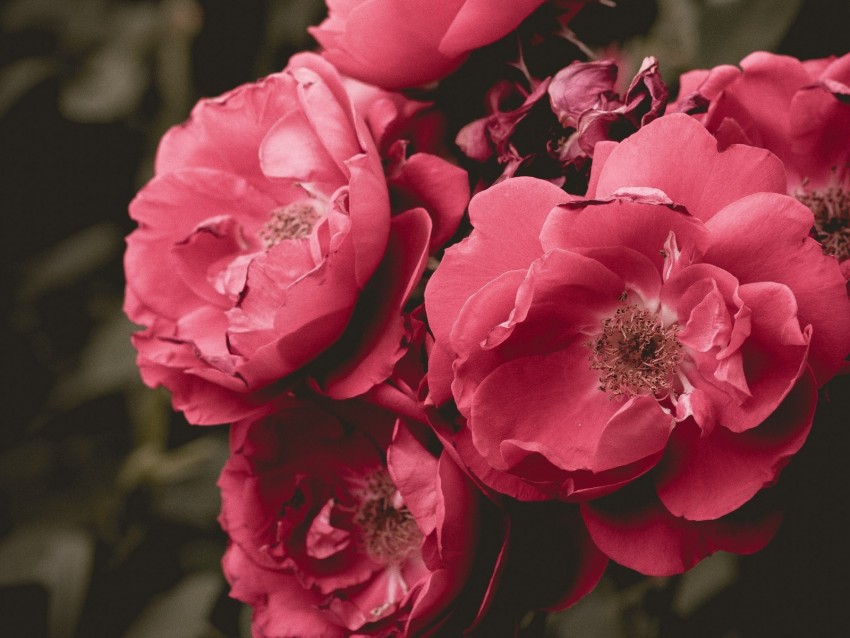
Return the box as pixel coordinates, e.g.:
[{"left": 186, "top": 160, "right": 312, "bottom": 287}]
[{"left": 1, "top": 1, "right": 848, "bottom": 636}]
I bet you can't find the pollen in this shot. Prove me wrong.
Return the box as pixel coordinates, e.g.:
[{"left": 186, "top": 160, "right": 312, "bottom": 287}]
[
  {"left": 352, "top": 470, "right": 422, "bottom": 565},
  {"left": 589, "top": 303, "right": 683, "bottom": 398},
  {"left": 798, "top": 182, "right": 850, "bottom": 262},
  {"left": 258, "top": 202, "right": 320, "bottom": 248}
]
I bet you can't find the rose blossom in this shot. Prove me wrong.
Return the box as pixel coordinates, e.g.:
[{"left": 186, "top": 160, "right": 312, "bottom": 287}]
[
  {"left": 425, "top": 113, "right": 850, "bottom": 574},
  {"left": 124, "top": 53, "right": 467, "bottom": 425},
  {"left": 219, "top": 396, "right": 567, "bottom": 637},
  {"left": 674, "top": 51, "right": 850, "bottom": 277},
  {"left": 310, "top": 0, "right": 591, "bottom": 90}
]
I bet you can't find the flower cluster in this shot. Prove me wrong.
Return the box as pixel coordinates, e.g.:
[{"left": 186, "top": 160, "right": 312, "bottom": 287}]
[{"left": 125, "top": 3, "right": 850, "bottom": 636}]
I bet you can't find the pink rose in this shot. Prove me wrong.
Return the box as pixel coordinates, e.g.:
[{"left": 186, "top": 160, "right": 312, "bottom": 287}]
[
  {"left": 124, "top": 53, "right": 467, "bottom": 424},
  {"left": 425, "top": 113, "right": 850, "bottom": 574},
  {"left": 674, "top": 51, "right": 850, "bottom": 276},
  {"left": 219, "top": 399, "right": 502, "bottom": 637},
  {"left": 310, "top": 1, "right": 590, "bottom": 89}
]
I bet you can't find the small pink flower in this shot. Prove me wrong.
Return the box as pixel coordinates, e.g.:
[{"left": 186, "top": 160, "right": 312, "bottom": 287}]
[
  {"left": 310, "top": 0, "right": 591, "bottom": 89},
  {"left": 425, "top": 113, "right": 850, "bottom": 574},
  {"left": 124, "top": 53, "right": 467, "bottom": 425},
  {"left": 675, "top": 51, "right": 850, "bottom": 276}
]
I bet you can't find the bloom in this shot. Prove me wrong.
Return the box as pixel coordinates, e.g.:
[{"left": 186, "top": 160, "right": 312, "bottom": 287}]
[
  {"left": 310, "top": 0, "right": 590, "bottom": 89},
  {"left": 125, "top": 53, "right": 466, "bottom": 424},
  {"left": 219, "top": 399, "right": 498, "bottom": 637},
  {"left": 425, "top": 113, "right": 850, "bottom": 573},
  {"left": 675, "top": 51, "right": 850, "bottom": 276}
]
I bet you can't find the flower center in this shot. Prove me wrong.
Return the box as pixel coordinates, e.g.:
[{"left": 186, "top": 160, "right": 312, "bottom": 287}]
[
  {"left": 589, "top": 303, "right": 683, "bottom": 398},
  {"left": 797, "top": 183, "right": 850, "bottom": 262},
  {"left": 352, "top": 470, "right": 421, "bottom": 566},
  {"left": 258, "top": 202, "right": 320, "bottom": 248}
]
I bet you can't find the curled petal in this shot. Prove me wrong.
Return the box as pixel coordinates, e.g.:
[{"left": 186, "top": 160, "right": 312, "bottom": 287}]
[
  {"left": 582, "top": 479, "right": 783, "bottom": 576},
  {"left": 705, "top": 193, "right": 850, "bottom": 384},
  {"left": 426, "top": 177, "right": 569, "bottom": 343},
  {"left": 590, "top": 113, "right": 787, "bottom": 221},
  {"left": 656, "top": 369, "right": 817, "bottom": 521}
]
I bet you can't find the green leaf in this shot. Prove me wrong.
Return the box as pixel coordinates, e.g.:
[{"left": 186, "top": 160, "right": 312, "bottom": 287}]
[
  {"left": 48, "top": 307, "right": 140, "bottom": 410},
  {"left": 672, "top": 551, "right": 738, "bottom": 617},
  {"left": 122, "top": 572, "right": 223, "bottom": 638},
  {"left": 621, "top": 0, "right": 803, "bottom": 83},
  {"left": 0, "top": 527, "right": 95, "bottom": 638}
]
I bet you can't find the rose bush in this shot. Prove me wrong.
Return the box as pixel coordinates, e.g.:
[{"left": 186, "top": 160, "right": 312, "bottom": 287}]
[
  {"left": 310, "top": 0, "right": 590, "bottom": 89},
  {"left": 675, "top": 51, "right": 850, "bottom": 277},
  {"left": 425, "top": 113, "right": 850, "bottom": 574},
  {"left": 124, "top": 53, "right": 467, "bottom": 425}
]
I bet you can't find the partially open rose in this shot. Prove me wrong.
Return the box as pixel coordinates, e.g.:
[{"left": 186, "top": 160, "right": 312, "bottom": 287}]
[
  {"left": 675, "top": 51, "right": 850, "bottom": 277},
  {"left": 124, "top": 53, "right": 467, "bottom": 424},
  {"left": 310, "top": 0, "right": 591, "bottom": 89},
  {"left": 219, "top": 399, "right": 500, "bottom": 637},
  {"left": 425, "top": 113, "right": 850, "bottom": 574}
]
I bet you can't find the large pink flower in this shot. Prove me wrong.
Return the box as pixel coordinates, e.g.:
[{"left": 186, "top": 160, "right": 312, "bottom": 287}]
[
  {"left": 220, "top": 399, "right": 500, "bottom": 637},
  {"left": 124, "top": 53, "right": 467, "bottom": 425},
  {"left": 675, "top": 51, "right": 850, "bottom": 276},
  {"left": 425, "top": 113, "right": 850, "bottom": 574},
  {"left": 310, "top": 0, "right": 590, "bottom": 89}
]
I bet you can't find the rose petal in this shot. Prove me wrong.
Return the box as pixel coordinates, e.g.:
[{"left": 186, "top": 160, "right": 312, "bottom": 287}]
[
  {"left": 705, "top": 192, "right": 850, "bottom": 385},
  {"left": 260, "top": 109, "right": 346, "bottom": 188},
  {"left": 540, "top": 195, "right": 710, "bottom": 272},
  {"left": 582, "top": 480, "right": 783, "bottom": 576},
  {"left": 318, "top": 207, "right": 431, "bottom": 398},
  {"left": 155, "top": 73, "right": 302, "bottom": 203},
  {"left": 439, "top": 0, "right": 542, "bottom": 57},
  {"left": 223, "top": 544, "right": 345, "bottom": 638},
  {"left": 655, "top": 369, "right": 816, "bottom": 521},
  {"left": 292, "top": 65, "right": 365, "bottom": 171},
  {"left": 387, "top": 420, "right": 440, "bottom": 537},
  {"left": 591, "top": 114, "right": 787, "bottom": 221},
  {"left": 470, "top": 342, "right": 671, "bottom": 475},
  {"left": 703, "top": 52, "right": 812, "bottom": 165},
  {"left": 126, "top": 169, "right": 276, "bottom": 320},
  {"left": 425, "top": 177, "right": 570, "bottom": 343},
  {"left": 449, "top": 269, "right": 529, "bottom": 413},
  {"left": 306, "top": 499, "right": 351, "bottom": 559},
  {"left": 311, "top": 0, "right": 462, "bottom": 89},
  {"left": 387, "top": 150, "right": 468, "bottom": 252}
]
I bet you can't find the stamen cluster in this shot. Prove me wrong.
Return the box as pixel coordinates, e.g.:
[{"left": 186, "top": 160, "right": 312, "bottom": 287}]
[
  {"left": 353, "top": 471, "right": 422, "bottom": 565},
  {"left": 798, "top": 184, "right": 850, "bottom": 262},
  {"left": 589, "top": 303, "right": 683, "bottom": 398},
  {"left": 258, "top": 202, "right": 320, "bottom": 248}
]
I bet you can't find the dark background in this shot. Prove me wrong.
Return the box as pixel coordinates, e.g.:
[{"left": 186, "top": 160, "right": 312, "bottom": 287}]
[{"left": 1, "top": 1, "right": 848, "bottom": 636}]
